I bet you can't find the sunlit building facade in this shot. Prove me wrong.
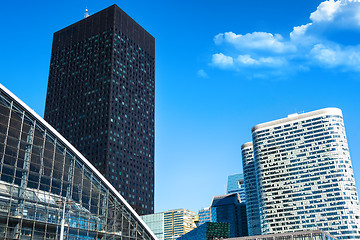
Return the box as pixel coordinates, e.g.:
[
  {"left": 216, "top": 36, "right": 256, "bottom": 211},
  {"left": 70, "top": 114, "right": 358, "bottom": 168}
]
[
  {"left": 252, "top": 108, "right": 360, "bottom": 239},
  {"left": 198, "top": 207, "right": 212, "bottom": 226},
  {"left": 0, "top": 84, "right": 157, "bottom": 239},
  {"left": 241, "top": 142, "right": 261, "bottom": 236},
  {"left": 141, "top": 209, "right": 197, "bottom": 240}
]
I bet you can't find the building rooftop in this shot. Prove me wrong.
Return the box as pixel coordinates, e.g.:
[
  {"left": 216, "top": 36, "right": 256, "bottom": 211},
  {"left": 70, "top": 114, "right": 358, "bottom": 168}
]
[{"left": 251, "top": 107, "right": 342, "bottom": 133}]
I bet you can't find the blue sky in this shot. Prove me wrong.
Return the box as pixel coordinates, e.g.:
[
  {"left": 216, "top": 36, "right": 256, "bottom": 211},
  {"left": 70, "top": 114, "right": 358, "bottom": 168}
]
[{"left": 1, "top": 0, "right": 360, "bottom": 213}]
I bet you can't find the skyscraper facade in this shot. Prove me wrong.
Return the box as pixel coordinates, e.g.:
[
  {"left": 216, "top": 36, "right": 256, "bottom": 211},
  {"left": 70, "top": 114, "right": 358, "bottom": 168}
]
[
  {"left": 241, "top": 142, "right": 261, "bottom": 236},
  {"left": 141, "top": 209, "right": 197, "bottom": 240},
  {"left": 163, "top": 209, "right": 197, "bottom": 240},
  {"left": 198, "top": 207, "right": 212, "bottom": 225},
  {"left": 0, "top": 84, "right": 156, "bottom": 239},
  {"left": 44, "top": 5, "right": 155, "bottom": 215},
  {"left": 251, "top": 108, "right": 360, "bottom": 239},
  {"left": 227, "top": 173, "right": 246, "bottom": 202},
  {"left": 211, "top": 193, "right": 248, "bottom": 238},
  {"left": 141, "top": 212, "right": 165, "bottom": 240}
]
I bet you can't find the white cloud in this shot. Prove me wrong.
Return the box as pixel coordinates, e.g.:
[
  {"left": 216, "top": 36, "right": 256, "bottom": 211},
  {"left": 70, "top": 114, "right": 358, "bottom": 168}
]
[
  {"left": 214, "top": 32, "right": 295, "bottom": 53},
  {"left": 310, "top": 43, "right": 360, "bottom": 69},
  {"left": 308, "top": 0, "right": 360, "bottom": 30},
  {"left": 237, "top": 55, "right": 257, "bottom": 65},
  {"left": 211, "top": 53, "right": 234, "bottom": 68},
  {"left": 237, "top": 55, "right": 286, "bottom": 67},
  {"left": 310, "top": 0, "right": 341, "bottom": 22},
  {"left": 310, "top": 44, "right": 338, "bottom": 65},
  {"left": 211, "top": 0, "right": 360, "bottom": 74},
  {"left": 197, "top": 69, "right": 208, "bottom": 78},
  {"left": 290, "top": 23, "right": 313, "bottom": 42}
]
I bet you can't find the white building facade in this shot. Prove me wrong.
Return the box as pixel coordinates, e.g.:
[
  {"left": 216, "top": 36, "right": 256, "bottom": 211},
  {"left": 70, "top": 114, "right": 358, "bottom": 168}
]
[{"left": 251, "top": 108, "right": 360, "bottom": 239}]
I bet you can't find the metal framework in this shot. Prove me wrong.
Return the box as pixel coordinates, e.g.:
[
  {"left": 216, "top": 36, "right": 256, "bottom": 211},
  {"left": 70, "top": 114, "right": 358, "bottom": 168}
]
[{"left": 0, "top": 84, "right": 157, "bottom": 239}]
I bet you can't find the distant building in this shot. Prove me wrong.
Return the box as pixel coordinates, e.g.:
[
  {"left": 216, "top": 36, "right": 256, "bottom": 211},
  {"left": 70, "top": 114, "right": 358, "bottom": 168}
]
[
  {"left": 250, "top": 108, "right": 360, "bottom": 239},
  {"left": 225, "top": 229, "right": 337, "bottom": 240},
  {"left": 198, "top": 207, "right": 212, "bottom": 225},
  {"left": 141, "top": 212, "right": 164, "bottom": 240},
  {"left": 141, "top": 208, "right": 197, "bottom": 240},
  {"left": 241, "top": 143, "right": 261, "bottom": 236},
  {"left": 0, "top": 84, "right": 157, "bottom": 239},
  {"left": 227, "top": 173, "right": 246, "bottom": 203},
  {"left": 177, "top": 222, "right": 230, "bottom": 240},
  {"left": 211, "top": 193, "right": 248, "bottom": 238}
]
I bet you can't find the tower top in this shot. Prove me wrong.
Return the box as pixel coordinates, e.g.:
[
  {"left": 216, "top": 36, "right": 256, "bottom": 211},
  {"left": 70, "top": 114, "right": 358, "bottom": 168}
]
[{"left": 84, "top": 8, "right": 89, "bottom": 18}]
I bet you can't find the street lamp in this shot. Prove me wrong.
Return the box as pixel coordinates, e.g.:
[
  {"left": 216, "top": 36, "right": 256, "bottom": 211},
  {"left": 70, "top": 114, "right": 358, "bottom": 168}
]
[{"left": 56, "top": 199, "right": 73, "bottom": 240}]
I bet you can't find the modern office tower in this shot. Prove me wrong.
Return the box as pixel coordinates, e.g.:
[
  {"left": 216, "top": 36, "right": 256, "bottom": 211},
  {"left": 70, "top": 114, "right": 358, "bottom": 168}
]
[
  {"left": 164, "top": 209, "right": 197, "bottom": 240},
  {"left": 141, "top": 212, "right": 164, "bottom": 240},
  {"left": 0, "top": 84, "right": 156, "bottom": 239},
  {"left": 241, "top": 143, "right": 261, "bottom": 236},
  {"left": 251, "top": 108, "right": 360, "bottom": 239},
  {"left": 211, "top": 193, "right": 248, "bottom": 238},
  {"left": 177, "top": 222, "right": 230, "bottom": 240},
  {"left": 44, "top": 4, "right": 155, "bottom": 215},
  {"left": 226, "top": 229, "right": 338, "bottom": 240},
  {"left": 141, "top": 209, "right": 197, "bottom": 240},
  {"left": 198, "top": 207, "right": 212, "bottom": 225},
  {"left": 227, "top": 173, "right": 246, "bottom": 202}
]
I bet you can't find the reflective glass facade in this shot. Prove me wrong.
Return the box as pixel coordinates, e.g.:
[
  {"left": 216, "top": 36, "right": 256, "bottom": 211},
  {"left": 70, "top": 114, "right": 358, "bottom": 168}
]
[
  {"left": 252, "top": 108, "right": 360, "bottom": 239},
  {"left": 177, "top": 222, "right": 230, "bottom": 240},
  {"left": 140, "top": 212, "right": 164, "bottom": 240},
  {"left": 227, "top": 173, "right": 246, "bottom": 203},
  {"left": 241, "top": 143, "right": 261, "bottom": 236},
  {"left": 0, "top": 84, "right": 157, "bottom": 239},
  {"left": 44, "top": 4, "right": 155, "bottom": 215},
  {"left": 211, "top": 193, "right": 248, "bottom": 238}
]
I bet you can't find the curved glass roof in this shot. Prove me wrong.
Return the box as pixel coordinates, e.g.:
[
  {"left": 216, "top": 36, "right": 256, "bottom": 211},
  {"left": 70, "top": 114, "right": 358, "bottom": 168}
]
[{"left": 0, "top": 84, "right": 157, "bottom": 239}]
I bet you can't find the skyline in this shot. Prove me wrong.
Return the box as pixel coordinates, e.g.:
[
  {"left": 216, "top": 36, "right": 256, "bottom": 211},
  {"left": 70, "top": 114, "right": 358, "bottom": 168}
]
[{"left": 1, "top": 0, "right": 360, "bottom": 214}]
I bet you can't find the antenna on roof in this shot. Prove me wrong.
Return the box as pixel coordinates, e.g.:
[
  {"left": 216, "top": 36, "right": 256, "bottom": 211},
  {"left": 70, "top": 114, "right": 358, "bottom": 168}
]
[{"left": 84, "top": 8, "right": 90, "bottom": 18}]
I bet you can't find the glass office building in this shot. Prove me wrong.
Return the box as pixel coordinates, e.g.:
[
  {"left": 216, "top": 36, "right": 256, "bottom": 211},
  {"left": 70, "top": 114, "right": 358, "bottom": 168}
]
[
  {"left": 252, "top": 108, "right": 360, "bottom": 239},
  {"left": 177, "top": 222, "right": 230, "bottom": 240},
  {"left": 140, "top": 212, "right": 164, "bottom": 240},
  {"left": 211, "top": 193, "right": 248, "bottom": 238},
  {"left": 227, "top": 173, "right": 246, "bottom": 203},
  {"left": 241, "top": 143, "right": 261, "bottom": 236},
  {"left": 0, "top": 84, "right": 157, "bottom": 239}
]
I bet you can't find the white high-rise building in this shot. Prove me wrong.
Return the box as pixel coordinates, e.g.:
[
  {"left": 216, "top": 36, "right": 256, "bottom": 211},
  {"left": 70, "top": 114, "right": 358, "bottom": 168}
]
[{"left": 250, "top": 108, "right": 360, "bottom": 239}]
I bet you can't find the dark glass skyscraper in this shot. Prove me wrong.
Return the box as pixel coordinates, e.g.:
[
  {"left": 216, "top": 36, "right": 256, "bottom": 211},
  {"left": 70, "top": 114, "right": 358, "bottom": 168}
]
[
  {"left": 211, "top": 193, "right": 248, "bottom": 238},
  {"left": 44, "top": 4, "right": 155, "bottom": 215}
]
